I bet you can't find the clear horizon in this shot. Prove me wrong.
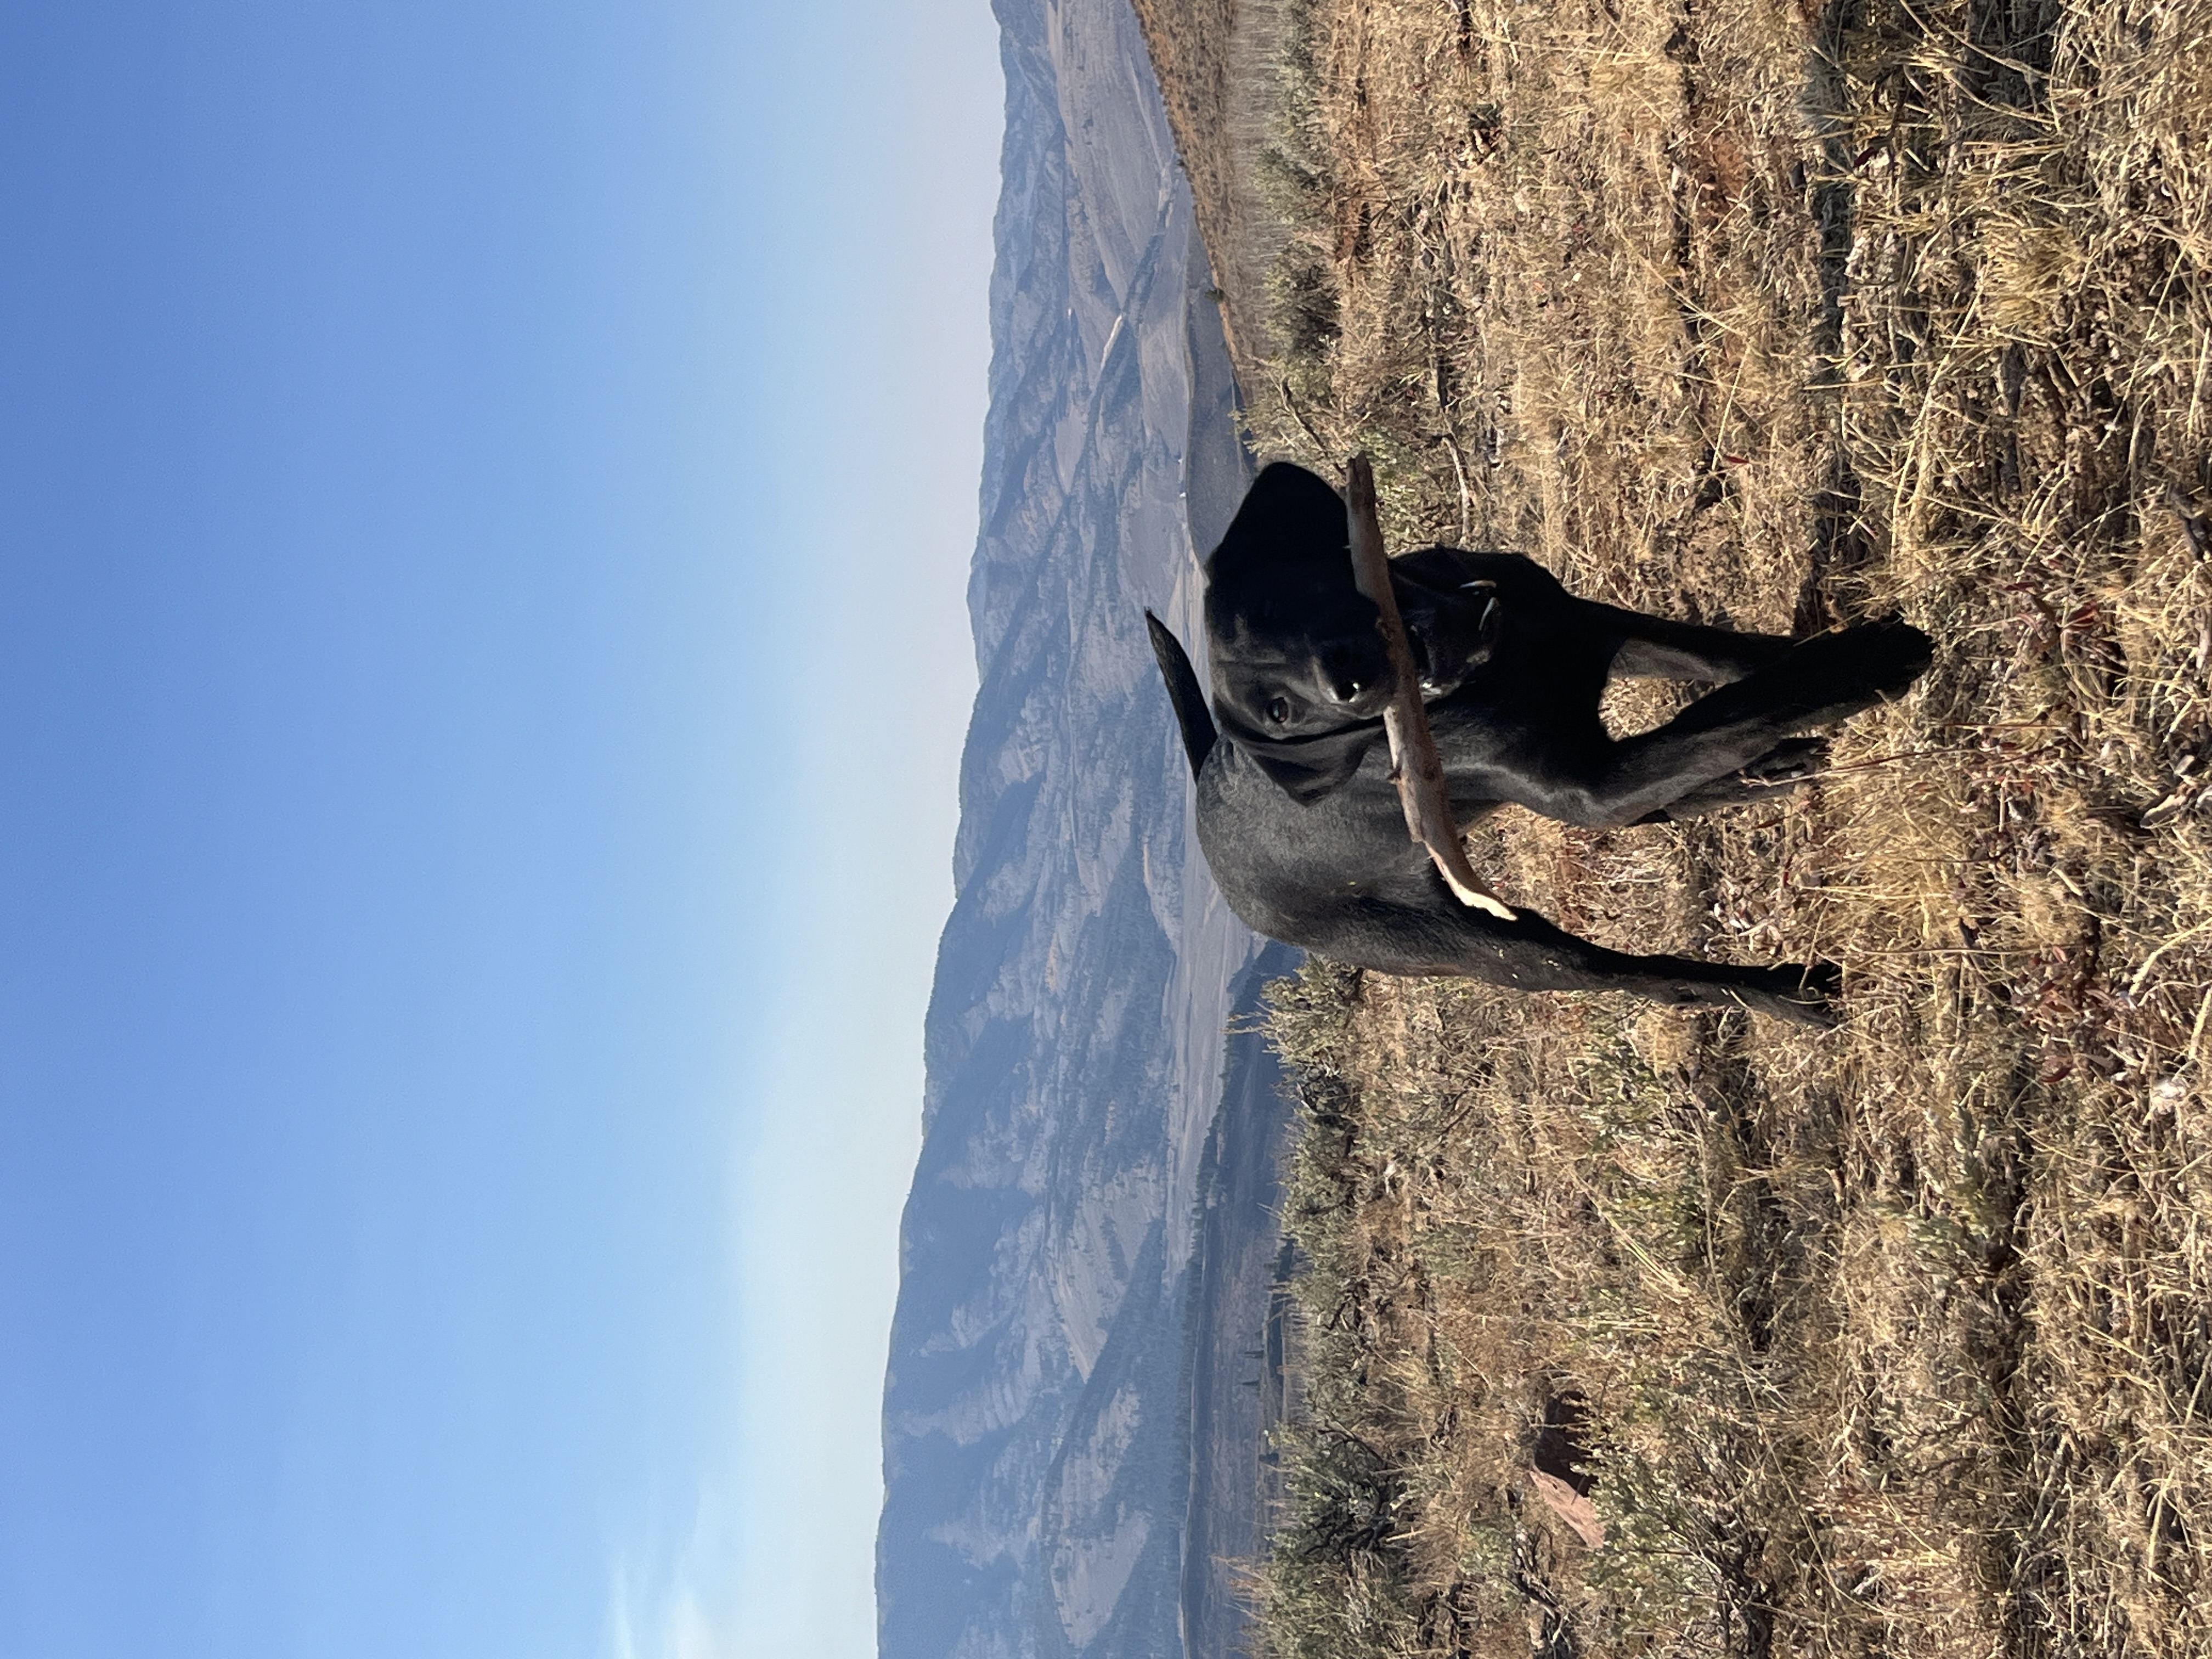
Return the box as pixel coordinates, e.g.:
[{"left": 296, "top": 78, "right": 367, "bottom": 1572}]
[{"left": 0, "top": 4, "right": 1001, "bottom": 1656}]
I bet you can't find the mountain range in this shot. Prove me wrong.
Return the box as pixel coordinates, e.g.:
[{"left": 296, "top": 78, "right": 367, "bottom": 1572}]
[{"left": 873, "top": 0, "right": 1301, "bottom": 1654}]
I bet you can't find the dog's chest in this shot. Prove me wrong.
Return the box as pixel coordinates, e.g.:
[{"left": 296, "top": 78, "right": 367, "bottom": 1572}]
[
  {"left": 1429, "top": 636, "right": 1611, "bottom": 754},
  {"left": 1195, "top": 747, "right": 1431, "bottom": 912}
]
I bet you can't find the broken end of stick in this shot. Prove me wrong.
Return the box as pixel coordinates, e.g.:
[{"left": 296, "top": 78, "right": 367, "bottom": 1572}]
[{"left": 1443, "top": 871, "right": 1516, "bottom": 919}]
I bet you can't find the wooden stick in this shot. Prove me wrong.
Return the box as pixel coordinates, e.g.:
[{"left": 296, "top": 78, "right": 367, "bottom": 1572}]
[
  {"left": 1531, "top": 1469, "right": 1607, "bottom": 1549},
  {"left": 1344, "top": 455, "right": 1515, "bottom": 920}
]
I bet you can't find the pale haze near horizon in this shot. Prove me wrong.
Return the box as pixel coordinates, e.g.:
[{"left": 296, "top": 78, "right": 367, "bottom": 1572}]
[{"left": 0, "top": 4, "right": 1001, "bottom": 1657}]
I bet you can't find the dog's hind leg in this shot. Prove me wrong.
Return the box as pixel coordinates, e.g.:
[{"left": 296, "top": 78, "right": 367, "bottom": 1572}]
[{"left": 1306, "top": 893, "right": 1841, "bottom": 1025}]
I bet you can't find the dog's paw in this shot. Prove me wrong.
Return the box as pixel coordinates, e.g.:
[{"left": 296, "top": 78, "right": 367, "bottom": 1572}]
[
  {"left": 1743, "top": 961, "right": 1842, "bottom": 1027},
  {"left": 1853, "top": 617, "right": 1935, "bottom": 696},
  {"left": 1778, "top": 619, "right": 1933, "bottom": 714},
  {"left": 1740, "top": 736, "right": 1829, "bottom": 786},
  {"left": 1793, "top": 960, "right": 1844, "bottom": 1002}
]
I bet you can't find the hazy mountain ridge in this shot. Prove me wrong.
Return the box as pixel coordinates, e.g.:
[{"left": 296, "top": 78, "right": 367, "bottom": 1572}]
[{"left": 876, "top": 0, "right": 1274, "bottom": 1654}]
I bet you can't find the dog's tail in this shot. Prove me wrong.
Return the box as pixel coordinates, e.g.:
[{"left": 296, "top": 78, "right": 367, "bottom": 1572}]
[{"left": 1144, "top": 611, "right": 1216, "bottom": 780}]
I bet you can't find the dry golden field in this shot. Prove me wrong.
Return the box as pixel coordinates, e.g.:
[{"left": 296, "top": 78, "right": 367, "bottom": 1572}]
[
  {"left": 1194, "top": 0, "right": 2212, "bottom": 1649},
  {"left": 1131, "top": 0, "right": 1295, "bottom": 384}
]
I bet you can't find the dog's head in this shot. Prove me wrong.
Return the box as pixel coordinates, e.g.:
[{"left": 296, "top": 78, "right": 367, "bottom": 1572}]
[{"left": 1201, "top": 462, "right": 1499, "bottom": 803}]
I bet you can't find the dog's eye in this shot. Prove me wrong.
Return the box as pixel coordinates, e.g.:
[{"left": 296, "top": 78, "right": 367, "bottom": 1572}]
[{"left": 1266, "top": 696, "right": 1292, "bottom": 725}]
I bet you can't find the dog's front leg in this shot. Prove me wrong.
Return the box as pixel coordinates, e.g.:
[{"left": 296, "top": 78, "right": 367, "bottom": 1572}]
[
  {"left": 1506, "top": 620, "right": 1931, "bottom": 826},
  {"left": 1629, "top": 737, "right": 1830, "bottom": 821},
  {"left": 1596, "top": 605, "right": 1796, "bottom": 683}
]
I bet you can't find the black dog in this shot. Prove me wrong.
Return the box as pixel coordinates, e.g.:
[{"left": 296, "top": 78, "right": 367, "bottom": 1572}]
[{"left": 1147, "top": 462, "right": 1933, "bottom": 1024}]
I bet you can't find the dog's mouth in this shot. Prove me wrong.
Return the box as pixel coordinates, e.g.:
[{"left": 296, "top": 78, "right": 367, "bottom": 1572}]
[
  {"left": 1405, "top": 626, "right": 1437, "bottom": 692},
  {"left": 1403, "top": 617, "right": 1463, "bottom": 698},
  {"left": 1400, "top": 584, "right": 1499, "bottom": 697}
]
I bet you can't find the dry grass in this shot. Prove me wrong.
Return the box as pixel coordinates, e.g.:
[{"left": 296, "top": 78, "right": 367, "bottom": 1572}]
[
  {"left": 1222, "top": 0, "right": 2212, "bottom": 1649},
  {"left": 1131, "top": 0, "right": 1300, "bottom": 384},
  {"left": 1127, "top": 0, "right": 1235, "bottom": 247}
]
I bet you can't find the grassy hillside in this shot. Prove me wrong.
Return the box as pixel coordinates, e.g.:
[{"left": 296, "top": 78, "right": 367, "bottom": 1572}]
[
  {"left": 1209, "top": 0, "right": 2212, "bottom": 1649},
  {"left": 1128, "top": 0, "right": 1293, "bottom": 386}
]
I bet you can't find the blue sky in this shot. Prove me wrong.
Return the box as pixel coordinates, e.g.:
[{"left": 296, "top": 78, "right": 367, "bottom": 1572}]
[{"left": 0, "top": 4, "right": 999, "bottom": 1656}]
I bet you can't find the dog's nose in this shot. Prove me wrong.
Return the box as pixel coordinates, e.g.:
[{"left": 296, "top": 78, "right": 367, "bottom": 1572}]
[{"left": 1321, "top": 642, "right": 1386, "bottom": 704}]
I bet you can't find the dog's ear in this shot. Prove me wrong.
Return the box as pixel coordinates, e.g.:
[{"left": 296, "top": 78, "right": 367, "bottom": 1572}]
[
  {"left": 1144, "top": 611, "right": 1216, "bottom": 779},
  {"left": 1243, "top": 725, "right": 1381, "bottom": 804},
  {"left": 1209, "top": 462, "right": 1348, "bottom": 578}
]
